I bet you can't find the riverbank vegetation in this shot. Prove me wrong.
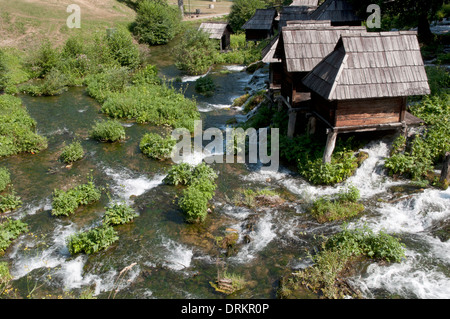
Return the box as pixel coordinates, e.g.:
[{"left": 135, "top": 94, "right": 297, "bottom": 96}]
[
  {"left": 309, "top": 186, "right": 365, "bottom": 223},
  {"left": 278, "top": 225, "right": 406, "bottom": 299},
  {"left": 0, "top": 218, "right": 28, "bottom": 254}
]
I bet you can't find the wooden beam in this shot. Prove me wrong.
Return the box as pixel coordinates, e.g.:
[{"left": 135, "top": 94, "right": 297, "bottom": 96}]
[
  {"left": 441, "top": 152, "right": 450, "bottom": 183},
  {"left": 287, "top": 111, "right": 297, "bottom": 139},
  {"left": 323, "top": 130, "right": 338, "bottom": 164}
]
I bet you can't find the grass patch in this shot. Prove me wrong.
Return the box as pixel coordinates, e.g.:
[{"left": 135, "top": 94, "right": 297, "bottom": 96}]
[{"left": 309, "top": 186, "right": 364, "bottom": 223}]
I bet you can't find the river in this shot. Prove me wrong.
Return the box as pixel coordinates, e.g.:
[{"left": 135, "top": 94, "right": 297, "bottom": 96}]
[{"left": 0, "top": 61, "right": 449, "bottom": 299}]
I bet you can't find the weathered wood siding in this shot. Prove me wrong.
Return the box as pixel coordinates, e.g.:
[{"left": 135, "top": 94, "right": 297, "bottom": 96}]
[{"left": 335, "top": 97, "right": 404, "bottom": 127}]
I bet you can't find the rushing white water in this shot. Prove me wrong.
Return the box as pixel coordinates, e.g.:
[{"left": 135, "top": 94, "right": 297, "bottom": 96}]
[
  {"left": 160, "top": 237, "right": 194, "bottom": 271},
  {"left": 103, "top": 166, "right": 165, "bottom": 200}
]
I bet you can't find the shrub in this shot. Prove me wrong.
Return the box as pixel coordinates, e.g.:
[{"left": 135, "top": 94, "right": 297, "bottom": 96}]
[
  {"left": 139, "top": 132, "right": 176, "bottom": 160},
  {"left": 90, "top": 119, "right": 126, "bottom": 142},
  {"left": 132, "top": 65, "right": 160, "bottom": 86},
  {"left": 105, "top": 27, "right": 141, "bottom": 69},
  {"left": 51, "top": 179, "right": 101, "bottom": 216},
  {"left": 85, "top": 67, "right": 130, "bottom": 103},
  {"left": 0, "top": 190, "right": 22, "bottom": 213},
  {"left": 20, "top": 68, "right": 68, "bottom": 96},
  {"left": 31, "top": 40, "right": 60, "bottom": 77},
  {"left": 177, "top": 163, "right": 218, "bottom": 223},
  {"left": 102, "top": 202, "right": 138, "bottom": 226},
  {"left": 132, "top": 0, "right": 181, "bottom": 45},
  {"left": 60, "top": 141, "right": 84, "bottom": 164},
  {"left": 195, "top": 76, "right": 215, "bottom": 97},
  {"left": 66, "top": 225, "right": 118, "bottom": 255},
  {"left": 174, "top": 29, "right": 218, "bottom": 75},
  {"left": 163, "top": 163, "right": 195, "bottom": 186},
  {"left": 0, "top": 168, "right": 11, "bottom": 192},
  {"left": 299, "top": 151, "right": 359, "bottom": 185},
  {"left": 0, "top": 94, "right": 48, "bottom": 157},
  {"left": 0, "top": 218, "right": 28, "bottom": 253}
]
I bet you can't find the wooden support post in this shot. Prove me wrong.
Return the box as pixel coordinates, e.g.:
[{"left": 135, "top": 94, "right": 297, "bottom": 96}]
[
  {"left": 440, "top": 152, "right": 450, "bottom": 183},
  {"left": 287, "top": 110, "right": 297, "bottom": 139},
  {"left": 307, "top": 116, "right": 316, "bottom": 136},
  {"left": 323, "top": 130, "right": 338, "bottom": 164}
]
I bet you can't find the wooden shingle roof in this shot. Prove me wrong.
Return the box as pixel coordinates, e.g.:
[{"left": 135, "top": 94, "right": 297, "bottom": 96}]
[
  {"left": 198, "top": 22, "right": 232, "bottom": 39},
  {"left": 274, "top": 25, "right": 366, "bottom": 72},
  {"left": 309, "top": 0, "right": 361, "bottom": 23},
  {"left": 302, "top": 32, "right": 431, "bottom": 100},
  {"left": 242, "top": 9, "right": 278, "bottom": 30},
  {"left": 279, "top": 6, "right": 311, "bottom": 29},
  {"left": 290, "top": 0, "right": 319, "bottom": 6},
  {"left": 263, "top": 20, "right": 332, "bottom": 63}
]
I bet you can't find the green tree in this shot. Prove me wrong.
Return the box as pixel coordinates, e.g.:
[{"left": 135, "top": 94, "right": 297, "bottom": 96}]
[
  {"left": 174, "top": 29, "right": 218, "bottom": 75},
  {"left": 132, "top": 0, "right": 182, "bottom": 45},
  {"left": 228, "top": 0, "right": 268, "bottom": 33}
]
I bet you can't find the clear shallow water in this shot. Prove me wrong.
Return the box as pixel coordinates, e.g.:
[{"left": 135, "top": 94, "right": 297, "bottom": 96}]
[{"left": 0, "top": 64, "right": 448, "bottom": 299}]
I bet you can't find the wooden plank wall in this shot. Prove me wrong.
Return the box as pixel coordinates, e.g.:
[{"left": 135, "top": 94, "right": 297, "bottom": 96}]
[{"left": 335, "top": 97, "right": 404, "bottom": 127}]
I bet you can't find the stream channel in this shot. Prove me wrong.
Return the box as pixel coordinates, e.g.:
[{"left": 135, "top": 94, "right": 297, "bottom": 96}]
[{"left": 0, "top": 60, "right": 449, "bottom": 299}]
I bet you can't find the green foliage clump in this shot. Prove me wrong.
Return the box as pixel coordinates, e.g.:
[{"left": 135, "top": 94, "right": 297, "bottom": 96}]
[
  {"left": 90, "top": 119, "right": 126, "bottom": 143},
  {"left": 233, "top": 188, "right": 280, "bottom": 208},
  {"left": 101, "top": 83, "right": 200, "bottom": 133},
  {"left": 19, "top": 68, "right": 68, "bottom": 96},
  {"left": 310, "top": 186, "right": 364, "bottom": 223},
  {"left": 0, "top": 168, "right": 11, "bottom": 192},
  {"left": 85, "top": 67, "right": 130, "bottom": 103},
  {"left": 0, "top": 218, "right": 28, "bottom": 253},
  {"left": 0, "top": 261, "right": 12, "bottom": 295},
  {"left": 0, "top": 190, "right": 22, "bottom": 213},
  {"left": 163, "top": 163, "right": 195, "bottom": 186},
  {"left": 300, "top": 151, "right": 359, "bottom": 186},
  {"left": 60, "top": 141, "right": 84, "bottom": 164},
  {"left": 66, "top": 225, "right": 118, "bottom": 255},
  {"left": 174, "top": 29, "right": 218, "bottom": 76},
  {"left": 139, "top": 132, "right": 176, "bottom": 160},
  {"left": 132, "top": 65, "right": 161, "bottom": 86},
  {"left": 51, "top": 179, "right": 101, "bottom": 216},
  {"left": 105, "top": 27, "right": 141, "bottom": 69},
  {"left": 0, "top": 48, "right": 31, "bottom": 92},
  {"left": 30, "top": 40, "right": 60, "bottom": 78},
  {"left": 132, "top": 0, "right": 181, "bottom": 46},
  {"left": 0, "top": 94, "right": 48, "bottom": 157},
  {"left": 102, "top": 202, "right": 138, "bottom": 226},
  {"left": 195, "top": 76, "right": 215, "bottom": 97},
  {"left": 289, "top": 225, "right": 405, "bottom": 299},
  {"left": 168, "top": 163, "right": 218, "bottom": 223}
]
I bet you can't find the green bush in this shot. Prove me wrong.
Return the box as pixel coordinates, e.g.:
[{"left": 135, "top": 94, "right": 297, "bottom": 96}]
[
  {"left": 59, "top": 141, "right": 84, "bottom": 164},
  {"left": 0, "top": 190, "right": 22, "bottom": 213},
  {"left": 0, "top": 167, "right": 11, "bottom": 192},
  {"left": 30, "top": 40, "right": 60, "bottom": 77},
  {"left": 163, "top": 163, "right": 195, "bottom": 186},
  {"left": 177, "top": 163, "right": 218, "bottom": 223},
  {"left": 102, "top": 202, "right": 138, "bottom": 226},
  {"left": 174, "top": 29, "right": 218, "bottom": 76},
  {"left": 299, "top": 151, "right": 359, "bottom": 185},
  {"left": 0, "top": 94, "right": 48, "bottom": 157},
  {"left": 132, "top": 0, "right": 181, "bottom": 45},
  {"left": 105, "top": 27, "right": 141, "bottom": 69},
  {"left": 101, "top": 83, "right": 200, "bottom": 133},
  {"left": 139, "top": 132, "right": 176, "bottom": 160},
  {"left": 90, "top": 119, "right": 126, "bottom": 142},
  {"left": 0, "top": 218, "right": 28, "bottom": 253},
  {"left": 51, "top": 179, "right": 101, "bottom": 216},
  {"left": 132, "top": 65, "right": 160, "bottom": 86},
  {"left": 195, "top": 76, "right": 215, "bottom": 97},
  {"left": 66, "top": 225, "right": 118, "bottom": 255},
  {"left": 85, "top": 67, "right": 130, "bottom": 103},
  {"left": 19, "top": 68, "right": 68, "bottom": 96}
]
